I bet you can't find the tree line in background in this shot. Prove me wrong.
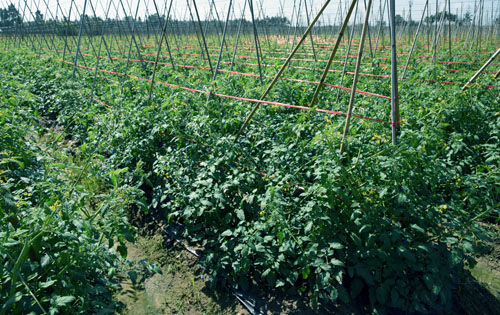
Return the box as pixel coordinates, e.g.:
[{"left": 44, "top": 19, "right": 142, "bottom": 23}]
[{"left": 0, "top": 4, "right": 496, "bottom": 36}]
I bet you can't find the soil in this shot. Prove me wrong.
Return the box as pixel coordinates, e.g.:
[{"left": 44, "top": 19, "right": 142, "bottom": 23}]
[
  {"left": 114, "top": 233, "right": 247, "bottom": 315},
  {"left": 113, "top": 210, "right": 500, "bottom": 315},
  {"left": 112, "top": 231, "right": 363, "bottom": 315},
  {"left": 467, "top": 236, "right": 500, "bottom": 299}
]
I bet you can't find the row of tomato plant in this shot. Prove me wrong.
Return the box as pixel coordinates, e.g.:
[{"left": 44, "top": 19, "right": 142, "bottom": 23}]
[
  {"left": 1, "top": 41, "right": 499, "bottom": 313},
  {"left": 0, "top": 53, "right": 147, "bottom": 313}
]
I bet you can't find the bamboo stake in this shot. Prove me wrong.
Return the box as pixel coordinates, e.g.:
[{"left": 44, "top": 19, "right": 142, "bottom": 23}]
[
  {"left": 234, "top": 0, "right": 332, "bottom": 142},
  {"left": 147, "top": 0, "right": 174, "bottom": 105},
  {"left": 336, "top": 0, "right": 359, "bottom": 103},
  {"left": 186, "top": 0, "right": 206, "bottom": 61},
  {"left": 192, "top": 0, "right": 214, "bottom": 75},
  {"left": 207, "top": 0, "right": 233, "bottom": 102},
  {"left": 18, "top": 0, "right": 28, "bottom": 48},
  {"left": 363, "top": 0, "right": 374, "bottom": 59},
  {"left": 310, "top": 0, "right": 358, "bottom": 106},
  {"left": 462, "top": 48, "right": 500, "bottom": 91},
  {"left": 304, "top": 0, "right": 318, "bottom": 62},
  {"left": 340, "top": 0, "right": 372, "bottom": 154},
  {"left": 230, "top": 0, "right": 247, "bottom": 71},
  {"left": 402, "top": 0, "right": 428, "bottom": 79},
  {"left": 72, "top": 0, "right": 87, "bottom": 80},
  {"left": 61, "top": 0, "right": 74, "bottom": 62},
  {"left": 120, "top": 0, "right": 145, "bottom": 94},
  {"left": 119, "top": 0, "right": 146, "bottom": 72},
  {"left": 290, "top": 0, "right": 303, "bottom": 54},
  {"left": 285, "top": 0, "right": 297, "bottom": 54},
  {"left": 373, "top": 0, "right": 387, "bottom": 57},
  {"left": 212, "top": 0, "right": 232, "bottom": 81},
  {"left": 89, "top": 0, "right": 113, "bottom": 107},
  {"left": 151, "top": 0, "right": 175, "bottom": 68},
  {"left": 248, "top": 0, "right": 263, "bottom": 82},
  {"left": 432, "top": 0, "right": 447, "bottom": 63},
  {"left": 87, "top": 0, "right": 114, "bottom": 64}
]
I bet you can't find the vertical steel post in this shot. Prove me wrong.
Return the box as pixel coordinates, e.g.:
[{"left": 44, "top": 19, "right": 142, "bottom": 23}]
[
  {"left": 389, "top": 0, "right": 400, "bottom": 145},
  {"left": 447, "top": 0, "right": 451, "bottom": 58}
]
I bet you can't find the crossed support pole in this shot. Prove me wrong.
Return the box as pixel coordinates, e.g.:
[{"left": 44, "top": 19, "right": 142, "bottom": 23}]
[
  {"left": 234, "top": 0, "right": 333, "bottom": 143},
  {"left": 235, "top": 0, "right": 400, "bottom": 150}
]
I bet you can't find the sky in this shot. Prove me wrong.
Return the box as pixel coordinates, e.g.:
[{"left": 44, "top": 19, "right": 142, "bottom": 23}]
[{"left": 1, "top": 0, "right": 498, "bottom": 25}]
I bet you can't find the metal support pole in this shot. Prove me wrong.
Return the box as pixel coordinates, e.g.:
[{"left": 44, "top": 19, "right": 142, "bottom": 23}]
[
  {"left": 389, "top": 0, "right": 400, "bottom": 145},
  {"left": 447, "top": 0, "right": 451, "bottom": 58}
]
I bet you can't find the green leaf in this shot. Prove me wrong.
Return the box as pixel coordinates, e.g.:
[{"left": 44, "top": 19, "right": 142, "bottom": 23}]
[
  {"left": 329, "top": 242, "right": 344, "bottom": 250},
  {"left": 117, "top": 244, "right": 127, "bottom": 258},
  {"left": 410, "top": 224, "right": 425, "bottom": 234},
  {"left": 330, "top": 259, "right": 345, "bottom": 267},
  {"left": 263, "top": 235, "right": 274, "bottom": 243},
  {"left": 54, "top": 295, "right": 75, "bottom": 306},
  {"left": 444, "top": 237, "right": 458, "bottom": 244},
  {"left": 40, "top": 254, "right": 50, "bottom": 268},
  {"left": 329, "top": 287, "right": 338, "bottom": 301},
  {"left": 304, "top": 221, "right": 313, "bottom": 233},
  {"left": 302, "top": 266, "right": 311, "bottom": 280},
  {"left": 462, "top": 241, "right": 474, "bottom": 252},
  {"left": 39, "top": 280, "right": 56, "bottom": 289},
  {"left": 391, "top": 288, "right": 401, "bottom": 307},
  {"left": 128, "top": 271, "right": 138, "bottom": 285},
  {"left": 235, "top": 208, "right": 245, "bottom": 221},
  {"left": 200, "top": 199, "right": 213, "bottom": 207}
]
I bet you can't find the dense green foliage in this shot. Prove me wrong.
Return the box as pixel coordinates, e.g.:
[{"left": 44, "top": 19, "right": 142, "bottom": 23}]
[
  {"left": 0, "top": 43, "right": 499, "bottom": 314},
  {"left": 0, "top": 59, "right": 140, "bottom": 313}
]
